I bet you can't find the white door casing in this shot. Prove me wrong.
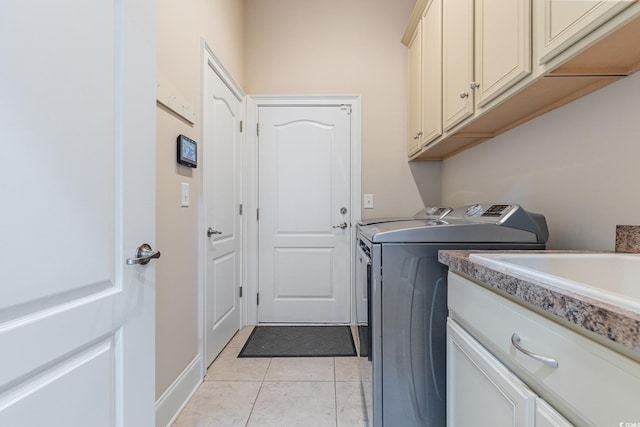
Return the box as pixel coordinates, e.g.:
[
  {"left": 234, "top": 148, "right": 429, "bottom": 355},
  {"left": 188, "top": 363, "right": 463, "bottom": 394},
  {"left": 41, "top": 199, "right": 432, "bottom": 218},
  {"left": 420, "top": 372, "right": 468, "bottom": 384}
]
[
  {"left": 257, "top": 105, "right": 353, "bottom": 323},
  {"left": 0, "top": 1, "right": 156, "bottom": 426},
  {"left": 203, "top": 51, "right": 244, "bottom": 366}
]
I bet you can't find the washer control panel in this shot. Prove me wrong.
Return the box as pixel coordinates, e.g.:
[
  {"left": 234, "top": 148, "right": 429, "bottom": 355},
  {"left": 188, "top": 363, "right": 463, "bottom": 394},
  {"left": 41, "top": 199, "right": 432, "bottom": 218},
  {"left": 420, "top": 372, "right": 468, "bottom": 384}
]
[
  {"left": 448, "top": 203, "right": 517, "bottom": 222},
  {"left": 414, "top": 206, "right": 453, "bottom": 220}
]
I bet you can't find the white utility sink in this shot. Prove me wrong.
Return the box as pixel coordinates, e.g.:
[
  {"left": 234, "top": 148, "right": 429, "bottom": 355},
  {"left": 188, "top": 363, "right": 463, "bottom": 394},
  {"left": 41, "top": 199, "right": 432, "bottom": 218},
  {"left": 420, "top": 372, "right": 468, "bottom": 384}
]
[{"left": 468, "top": 253, "right": 640, "bottom": 313}]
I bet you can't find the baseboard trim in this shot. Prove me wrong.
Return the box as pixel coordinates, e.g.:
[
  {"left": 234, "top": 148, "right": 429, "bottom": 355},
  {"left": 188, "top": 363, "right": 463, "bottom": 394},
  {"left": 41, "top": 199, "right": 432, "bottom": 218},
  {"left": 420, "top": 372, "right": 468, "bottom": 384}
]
[{"left": 155, "top": 355, "right": 202, "bottom": 427}]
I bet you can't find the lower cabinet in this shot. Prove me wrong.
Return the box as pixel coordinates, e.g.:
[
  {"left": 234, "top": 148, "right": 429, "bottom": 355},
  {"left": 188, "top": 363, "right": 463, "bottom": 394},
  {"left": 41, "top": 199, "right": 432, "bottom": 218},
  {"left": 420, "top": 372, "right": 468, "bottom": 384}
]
[
  {"left": 447, "top": 319, "right": 572, "bottom": 427},
  {"left": 535, "top": 399, "right": 573, "bottom": 427}
]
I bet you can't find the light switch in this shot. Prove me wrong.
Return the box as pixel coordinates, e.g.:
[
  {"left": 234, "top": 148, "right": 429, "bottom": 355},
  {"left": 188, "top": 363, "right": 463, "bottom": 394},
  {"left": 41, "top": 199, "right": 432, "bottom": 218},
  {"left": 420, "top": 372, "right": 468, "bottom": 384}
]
[
  {"left": 364, "top": 194, "right": 374, "bottom": 209},
  {"left": 181, "top": 182, "right": 190, "bottom": 207}
]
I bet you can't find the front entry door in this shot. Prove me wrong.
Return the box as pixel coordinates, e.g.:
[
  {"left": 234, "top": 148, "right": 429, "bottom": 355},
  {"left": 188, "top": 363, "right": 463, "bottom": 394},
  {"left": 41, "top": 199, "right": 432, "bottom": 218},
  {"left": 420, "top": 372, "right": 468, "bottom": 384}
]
[
  {"left": 203, "top": 59, "right": 242, "bottom": 366},
  {"left": 258, "top": 105, "right": 352, "bottom": 323},
  {"left": 0, "top": 1, "right": 156, "bottom": 425}
]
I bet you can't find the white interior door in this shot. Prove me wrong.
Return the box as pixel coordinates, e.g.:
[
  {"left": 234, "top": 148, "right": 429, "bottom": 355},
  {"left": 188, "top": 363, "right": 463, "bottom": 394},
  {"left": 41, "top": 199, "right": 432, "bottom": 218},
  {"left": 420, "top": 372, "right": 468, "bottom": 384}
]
[
  {"left": 203, "top": 61, "right": 242, "bottom": 366},
  {"left": 258, "top": 105, "right": 351, "bottom": 323},
  {"left": 0, "top": 1, "right": 156, "bottom": 425}
]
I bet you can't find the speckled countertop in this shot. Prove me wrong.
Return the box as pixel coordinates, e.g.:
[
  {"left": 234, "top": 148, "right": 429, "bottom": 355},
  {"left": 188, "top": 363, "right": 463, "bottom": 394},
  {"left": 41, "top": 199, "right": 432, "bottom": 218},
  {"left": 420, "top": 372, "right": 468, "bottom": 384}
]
[{"left": 439, "top": 250, "right": 640, "bottom": 358}]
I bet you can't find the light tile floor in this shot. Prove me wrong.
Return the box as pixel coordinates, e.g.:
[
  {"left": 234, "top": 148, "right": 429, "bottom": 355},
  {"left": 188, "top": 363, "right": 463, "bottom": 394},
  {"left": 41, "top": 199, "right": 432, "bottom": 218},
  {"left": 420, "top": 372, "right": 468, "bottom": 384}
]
[{"left": 172, "top": 326, "right": 370, "bottom": 427}]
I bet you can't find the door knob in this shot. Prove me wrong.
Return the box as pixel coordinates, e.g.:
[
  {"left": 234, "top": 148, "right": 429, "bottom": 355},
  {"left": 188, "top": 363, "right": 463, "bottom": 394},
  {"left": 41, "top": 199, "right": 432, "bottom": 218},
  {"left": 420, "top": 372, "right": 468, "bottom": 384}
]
[
  {"left": 333, "top": 222, "right": 348, "bottom": 229},
  {"left": 126, "top": 243, "right": 161, "bottom": 265},
  {"left": 207, "top": 227, "right": 222, "bottom": 237}
]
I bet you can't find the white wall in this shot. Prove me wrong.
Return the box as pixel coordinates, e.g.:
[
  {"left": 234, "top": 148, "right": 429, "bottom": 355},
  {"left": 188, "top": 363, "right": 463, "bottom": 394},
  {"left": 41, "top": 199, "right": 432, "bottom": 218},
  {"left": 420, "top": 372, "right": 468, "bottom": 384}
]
[
  {"left": 442, "top": 72, "right": 640, "bottom": 250},
  {"left": 244, "top": 0, "right": 442, "bottom": 219}
]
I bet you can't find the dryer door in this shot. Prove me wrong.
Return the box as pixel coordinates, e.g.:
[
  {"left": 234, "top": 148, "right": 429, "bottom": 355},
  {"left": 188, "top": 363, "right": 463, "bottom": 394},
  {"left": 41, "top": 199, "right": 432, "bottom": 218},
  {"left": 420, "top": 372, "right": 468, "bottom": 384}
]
[{"left": 380, "top": 245, "right": 447, "bottom": 427}]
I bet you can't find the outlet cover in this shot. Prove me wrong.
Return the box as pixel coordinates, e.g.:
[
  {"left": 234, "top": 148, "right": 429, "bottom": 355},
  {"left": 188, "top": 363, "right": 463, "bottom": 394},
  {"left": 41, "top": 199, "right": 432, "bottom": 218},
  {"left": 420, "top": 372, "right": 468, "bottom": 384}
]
[{"left": 364, "top": 194, "right": 374, "bottom": 209}]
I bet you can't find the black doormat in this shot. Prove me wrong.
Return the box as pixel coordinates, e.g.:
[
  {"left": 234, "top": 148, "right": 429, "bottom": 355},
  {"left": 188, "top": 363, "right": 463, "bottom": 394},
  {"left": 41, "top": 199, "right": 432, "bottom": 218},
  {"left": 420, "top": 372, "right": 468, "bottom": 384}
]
[{"left": 238, "top": 325, "right": 357, "bottom": 358}]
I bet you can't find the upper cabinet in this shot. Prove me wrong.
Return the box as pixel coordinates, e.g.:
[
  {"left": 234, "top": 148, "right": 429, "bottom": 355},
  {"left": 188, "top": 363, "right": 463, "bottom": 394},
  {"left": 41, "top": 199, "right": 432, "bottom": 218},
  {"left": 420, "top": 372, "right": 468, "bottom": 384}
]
[
  {"left": 420, "top": 0, "right": 443, "bottom": 146},
  {"left": 442, "top": 0, "right": 531, "bottom": 132},
  {"left": 407, "top": 21, "right": 422, "bottom": 157},
  {"left": 475, "top": 0, "right": 531, "bottom": 107},
  {"left": 404, "top": 0, "right": 640, "bottom": 160},
  {"left": 536, "top": 0, "right": 635, "bottom": 64},
  {"left": 442, "top": 0, "right": 474, "bottom": 131},
  {"left": 407, "top": 0, "right": 442, "bottom": 155}
]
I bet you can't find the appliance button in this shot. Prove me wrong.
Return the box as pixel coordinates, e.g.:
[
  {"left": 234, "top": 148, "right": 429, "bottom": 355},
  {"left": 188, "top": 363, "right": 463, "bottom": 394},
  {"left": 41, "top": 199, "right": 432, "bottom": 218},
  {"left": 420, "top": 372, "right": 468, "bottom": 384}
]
[{"left": 466, "top": 204, "right": 483, "bottom": 216}]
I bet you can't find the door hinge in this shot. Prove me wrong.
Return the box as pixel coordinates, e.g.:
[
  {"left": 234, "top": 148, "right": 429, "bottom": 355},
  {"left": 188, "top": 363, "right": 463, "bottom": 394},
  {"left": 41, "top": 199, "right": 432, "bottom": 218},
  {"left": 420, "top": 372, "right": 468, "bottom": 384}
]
[
  {"left": 256, "top": 123, "right": 260, "bottom": 136},
  {"left": 239, "top": 286, "right": 243, "bottom": 298},
  {"left": 257, "top": 293, "right": 260, "bottom": 305},
  {"left": 239, "top": 203, "right": 243, "bottom": 215},
  {"left": 257, "top": 208, "right": 259, "bottom": 221},
  {"left": 240, "top": 120, "right": 243, "bottom": 133}
]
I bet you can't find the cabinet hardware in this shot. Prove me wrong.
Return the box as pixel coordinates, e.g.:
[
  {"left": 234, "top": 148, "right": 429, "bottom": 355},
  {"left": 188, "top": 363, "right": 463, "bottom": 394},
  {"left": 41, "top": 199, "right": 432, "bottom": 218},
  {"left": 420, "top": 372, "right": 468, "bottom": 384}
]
[
  {"left": 459, "top": 92, "right": 469, "bottom": 99},
  {"left": 511, "top": 334, "right": 558, "bottom": 368},
  {"left": 470, "top": 81, "right": 480, "bottom": 90}
]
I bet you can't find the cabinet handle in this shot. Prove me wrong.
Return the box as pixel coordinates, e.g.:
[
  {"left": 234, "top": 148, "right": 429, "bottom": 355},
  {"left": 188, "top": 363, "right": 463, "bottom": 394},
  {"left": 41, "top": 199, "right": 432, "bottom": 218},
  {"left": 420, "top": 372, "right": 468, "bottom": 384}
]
[
  {"left": 511, "top": 334, "right": 558, "bottom": 368},
  {"left": 413, "top": 131, "right": 423, "bottom": 140},
  {"left": 470, "top": 81, "right": 480, "bottom": 90},
  {"left": 459, "top": 92, "right": 469, "bottom": 99}
]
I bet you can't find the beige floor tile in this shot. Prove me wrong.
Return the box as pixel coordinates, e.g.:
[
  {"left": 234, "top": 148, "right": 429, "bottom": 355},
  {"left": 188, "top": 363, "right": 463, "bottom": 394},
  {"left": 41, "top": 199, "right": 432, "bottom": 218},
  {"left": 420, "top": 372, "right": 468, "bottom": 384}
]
[
  {"left": 247, "top": 381, "right": 337, "bottom": 427},
  {"left": 264, "top": 357, "right": 335, "bottom": 382},
  {"left": 335, "top": 382, "right": 369, "bottom": 427},
  {"left": 205, "top": 347, "right": 271, "bottom": 381},
  {"left": 172, "top": 381, "right": 262, "bottom": 427},
  {"left": 226, "top": 325, "right": 255, "bottom": 348},
  {"left": 334, "top": 357, "right": 362, "bottom": 382}
]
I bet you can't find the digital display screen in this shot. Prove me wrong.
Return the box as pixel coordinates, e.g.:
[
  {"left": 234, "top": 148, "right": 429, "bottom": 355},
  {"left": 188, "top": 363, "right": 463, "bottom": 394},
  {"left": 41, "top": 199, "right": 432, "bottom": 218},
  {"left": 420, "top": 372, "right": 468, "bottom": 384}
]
[{"left": 177, "top": 135, "right": 197, "bottom": 168}]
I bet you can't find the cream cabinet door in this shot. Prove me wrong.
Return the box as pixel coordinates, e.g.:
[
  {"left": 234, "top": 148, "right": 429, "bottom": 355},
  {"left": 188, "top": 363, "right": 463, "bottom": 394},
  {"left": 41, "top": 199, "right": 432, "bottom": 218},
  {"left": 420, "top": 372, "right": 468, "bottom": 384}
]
[
  {"left": 408, "top": 21, "right": 423, "bottom": 156},
  {"left": 535, "top": 399, "right": 574, "bottom": 427},
  {"left": 447, "top": 320, "right": 537, "bottom": 427},
  {"left": 475, "top": 0, "right": 531, "bottom": 108},
  {"left": 420, "top": 0, "right": 443, "bottom": 146},
  {"left": 536, "top": 0, "right": 635, "bottom": 64},
  {"left": 443, "top": 0, "right": 474, "bottom": 131}
]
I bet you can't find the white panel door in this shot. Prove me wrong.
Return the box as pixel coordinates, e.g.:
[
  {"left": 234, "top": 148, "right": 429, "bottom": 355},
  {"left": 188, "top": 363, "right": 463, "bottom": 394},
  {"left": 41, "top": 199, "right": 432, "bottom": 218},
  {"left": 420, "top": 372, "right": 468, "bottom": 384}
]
[
  {"left": 258, "top": 106, "right": 351, "bottom": 323},
  {"left": 0, "top": 1, "right": 156, "bottom": 426},
  {"left": 203, "top": 61, "right": 242, "bottom": 366}
]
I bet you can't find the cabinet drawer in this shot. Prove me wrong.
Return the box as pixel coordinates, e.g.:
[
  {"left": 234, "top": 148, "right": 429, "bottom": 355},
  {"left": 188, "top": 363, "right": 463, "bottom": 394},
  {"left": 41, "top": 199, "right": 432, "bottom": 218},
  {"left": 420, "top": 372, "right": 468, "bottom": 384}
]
[{"left": 448, "top": 272, "right": 640, "bottom": 426}]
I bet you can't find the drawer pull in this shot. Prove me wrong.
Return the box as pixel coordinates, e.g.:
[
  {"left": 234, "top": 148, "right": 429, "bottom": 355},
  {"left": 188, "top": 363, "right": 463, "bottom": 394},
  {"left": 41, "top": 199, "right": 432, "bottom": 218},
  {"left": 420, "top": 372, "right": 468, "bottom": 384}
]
[{"left": 511, "top": 334, "right": 559, "bottom": 368}]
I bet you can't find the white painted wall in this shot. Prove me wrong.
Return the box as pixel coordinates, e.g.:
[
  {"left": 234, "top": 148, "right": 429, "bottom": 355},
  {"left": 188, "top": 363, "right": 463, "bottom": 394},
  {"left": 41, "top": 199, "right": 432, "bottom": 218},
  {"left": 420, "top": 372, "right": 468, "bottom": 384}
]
[{"left": 442, "top": 72, "right": 640, "bottom": 250}]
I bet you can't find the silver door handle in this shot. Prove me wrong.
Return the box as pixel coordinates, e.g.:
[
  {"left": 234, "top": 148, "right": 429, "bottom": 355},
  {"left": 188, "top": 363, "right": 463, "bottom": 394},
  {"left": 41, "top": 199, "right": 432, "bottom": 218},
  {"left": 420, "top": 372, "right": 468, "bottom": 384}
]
[
  {"left": 207, "top": 227, "right": 222, "bottom": 237},
  {"left": 333, "top": 222, "right": 348, "bottom": 229},
  {"left": 511, "top": 334, "right": 558, "bottom": 368},
  {"left": 126, "top": 243, "right": 161, "bottom": 265}
]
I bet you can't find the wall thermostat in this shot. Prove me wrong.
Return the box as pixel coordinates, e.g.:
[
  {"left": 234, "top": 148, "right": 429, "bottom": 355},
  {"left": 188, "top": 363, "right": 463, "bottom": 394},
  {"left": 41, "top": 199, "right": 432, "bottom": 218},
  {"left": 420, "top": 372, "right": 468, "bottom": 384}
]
[{"left": 177, "top": 134, "right": 197, "bottom": 168}]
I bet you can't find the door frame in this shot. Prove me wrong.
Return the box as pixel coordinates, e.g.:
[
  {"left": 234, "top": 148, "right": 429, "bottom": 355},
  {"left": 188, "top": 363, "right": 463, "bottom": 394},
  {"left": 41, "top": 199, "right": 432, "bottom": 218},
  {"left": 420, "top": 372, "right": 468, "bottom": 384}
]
[
  {"left": 198, "top": 42, "right": 246, "bottom": 377},
  {"left": 245, "top": 95, "right": 362, "bottom": 326}
]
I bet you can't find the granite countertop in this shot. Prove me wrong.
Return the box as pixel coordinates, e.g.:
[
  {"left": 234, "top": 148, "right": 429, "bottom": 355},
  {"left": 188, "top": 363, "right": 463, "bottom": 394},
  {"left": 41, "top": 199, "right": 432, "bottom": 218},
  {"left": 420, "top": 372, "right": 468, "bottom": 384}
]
[{"left": 439, "top": 250, "right": 640, "bottom": 359}]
